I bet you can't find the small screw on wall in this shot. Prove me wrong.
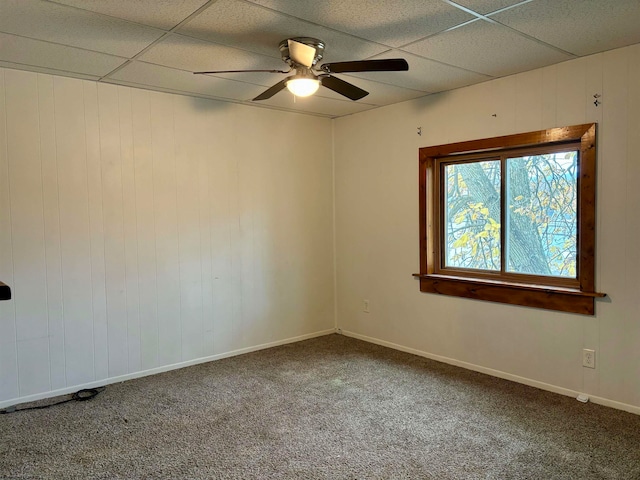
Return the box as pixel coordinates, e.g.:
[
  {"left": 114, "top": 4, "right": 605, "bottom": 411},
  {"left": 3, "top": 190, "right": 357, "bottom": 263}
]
[
  {"left": 417, "top": 127, "right": 422, "bottom": 136},
  {"left": 593, "top": 93, "right": 601, "bottom": 107}
]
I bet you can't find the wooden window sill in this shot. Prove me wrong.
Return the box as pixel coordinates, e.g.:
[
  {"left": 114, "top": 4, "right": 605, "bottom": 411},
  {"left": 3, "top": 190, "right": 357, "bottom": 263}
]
[{"left": 412, "top": 273, "right": 605, "bottom": 315}]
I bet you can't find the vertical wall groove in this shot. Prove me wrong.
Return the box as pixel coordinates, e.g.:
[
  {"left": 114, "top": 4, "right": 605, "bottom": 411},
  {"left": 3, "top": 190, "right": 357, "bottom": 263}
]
[
  {"left": 129, "top": 89, "right": 143, "bottom": 373},
  {"left": 117, "top": 87, "right": 130, "bottom": 373},
  {"left": 6, "top": 74, "right": 18, "bottom": 393},
  {"left": 171, "top": 97, "right": 183, "bottom": 360},
  {"left": 148, "top": 90, "right": 159, "bottom": 369},
  {"left": 84, "top": 82, "right": 97, "bottom": 382},
  {"left": 36, "top": 75, "right": 52, "bottom": 393},
  {"left": 0, "top": 69, "right": 19, "bottom": 397},
  {"left": 51, "top": 76, "right": 67, "bottom": 388}
]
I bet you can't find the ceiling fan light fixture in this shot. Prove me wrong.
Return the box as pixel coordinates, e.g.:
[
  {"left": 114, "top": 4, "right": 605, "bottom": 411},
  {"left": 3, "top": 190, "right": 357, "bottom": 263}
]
[
  {"left": 286, "top": 77, "right": 320, "bottom": 97},
  {"left": 200, "top": 37, "right": 408, "bottom": 102}
]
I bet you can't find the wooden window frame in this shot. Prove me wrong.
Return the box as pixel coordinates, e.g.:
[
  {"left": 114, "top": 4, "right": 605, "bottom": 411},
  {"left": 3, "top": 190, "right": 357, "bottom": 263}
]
[{"left": 414, "top": 124, "right": 605, "bottom": 315}]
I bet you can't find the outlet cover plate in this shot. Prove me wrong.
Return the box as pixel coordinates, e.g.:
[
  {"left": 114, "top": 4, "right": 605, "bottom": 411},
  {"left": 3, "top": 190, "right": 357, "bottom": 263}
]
[{"left": 583, "top": 349, "right": 596, "bottom": 368}]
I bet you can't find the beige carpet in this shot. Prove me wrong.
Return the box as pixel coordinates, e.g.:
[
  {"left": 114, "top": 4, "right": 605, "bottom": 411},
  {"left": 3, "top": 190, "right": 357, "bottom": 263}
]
[{"left": 1, "top": 334, "right": 639, "bottom": 479}]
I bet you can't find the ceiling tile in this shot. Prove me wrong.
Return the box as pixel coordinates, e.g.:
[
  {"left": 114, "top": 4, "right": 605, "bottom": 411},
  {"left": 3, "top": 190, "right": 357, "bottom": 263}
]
[
  {"left": 0, "top": 0, "right": 164, "bottom": 57},
  {"left": 247, "top": 0, "right": 475, "bottom": 47},
  {"left": 50, "top": 0, "right": 209, "bottom": 30},
  {"left": 405, "top": 20, "right": 573, "bottom": 77},
  {"left": 1, "top": 0, "right": 639, "bottom": 118},
  {"left": 177, "top": 0, "right": 387, "bottom": 64},
  {"left": 349, "top": 50, "right": 491, "bottom": 93},
  {"left": 109, "top": 61, "right": 266, "bottom": 101},
  {"left": 260, "top": 92, "right": 376, "bottom": 117},
  {"left": 317, "top": 76, "right": 428, "bottom": 106},
  {"left": 491, "top": 0, "right": 640, "bottom": 56},
  {"left": 451, "top": 0, "right": 524, "bottom": 15},
  {"left": 139, "top": 34, "right": 285, "bottom": 87},
  {"left": 0, "top": 32, "right": 126, "bottom": 77}
]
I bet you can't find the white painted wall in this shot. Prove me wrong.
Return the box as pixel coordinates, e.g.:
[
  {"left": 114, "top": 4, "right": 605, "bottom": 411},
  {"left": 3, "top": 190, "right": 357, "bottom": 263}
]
[
  {"left": 334, "top": 43, "right": 640, "bottom": 412},
  {"left": 0, "top": 68, "right": 335, "bottom": 406}
]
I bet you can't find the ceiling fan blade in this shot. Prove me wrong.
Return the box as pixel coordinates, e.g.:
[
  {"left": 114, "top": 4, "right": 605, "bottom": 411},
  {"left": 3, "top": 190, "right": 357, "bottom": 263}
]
[
  {"left": 253, "top": 78, "right": 290, "bottom": 101},
  {"left": 321, "top": 58, "right": 409, "bottom": 74},
  {"left": 288, "top": 39, "right": 316, "bottom": 67},
  {"left": 321, "top": 76, "right": 369, "bottom": 101},
  {"left": 194, "top": 69, "right": 288, "bottom": 75}
]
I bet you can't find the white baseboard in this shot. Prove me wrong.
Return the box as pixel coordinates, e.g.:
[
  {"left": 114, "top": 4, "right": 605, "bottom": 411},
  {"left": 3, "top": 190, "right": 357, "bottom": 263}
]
[
  {"left": 340, "top": 329, "right": 640, "bottom": 416},
  {"left": 0, "top": 328, "right": 336, "bottom": 410}
]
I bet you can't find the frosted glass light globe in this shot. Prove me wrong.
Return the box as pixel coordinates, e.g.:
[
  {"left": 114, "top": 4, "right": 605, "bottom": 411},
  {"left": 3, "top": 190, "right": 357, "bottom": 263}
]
[{"left": 286, "top": 78, "right": 320, "bottom": 97}]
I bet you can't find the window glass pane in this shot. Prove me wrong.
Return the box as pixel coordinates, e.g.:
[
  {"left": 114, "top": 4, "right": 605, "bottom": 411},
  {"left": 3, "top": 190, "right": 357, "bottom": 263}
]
[
  {"left": 506, "top": 151, "right": 578, "bottom": 277},
  {"left": 444, "top": 160, "right": 501, "bottom": 271}
]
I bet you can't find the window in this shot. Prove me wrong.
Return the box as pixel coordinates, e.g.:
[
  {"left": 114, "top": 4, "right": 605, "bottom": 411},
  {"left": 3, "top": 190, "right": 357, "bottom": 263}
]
[{"left": 415, "top": 124, "right": 604, "bottom": 314}]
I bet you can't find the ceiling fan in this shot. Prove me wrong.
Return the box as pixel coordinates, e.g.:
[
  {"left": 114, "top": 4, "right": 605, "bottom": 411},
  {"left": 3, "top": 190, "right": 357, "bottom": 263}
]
[{"left": 194, "top": 37, "right": 409, "bottom": 101}]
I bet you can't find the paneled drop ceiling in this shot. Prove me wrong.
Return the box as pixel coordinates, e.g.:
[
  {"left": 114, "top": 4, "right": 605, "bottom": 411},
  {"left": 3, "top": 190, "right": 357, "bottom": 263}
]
[{"left": 1, "top": 0, "right": 639, "bottom": 118}]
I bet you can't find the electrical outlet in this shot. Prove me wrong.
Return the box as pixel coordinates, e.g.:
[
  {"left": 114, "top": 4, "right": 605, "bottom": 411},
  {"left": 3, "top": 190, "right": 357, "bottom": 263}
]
[
  {"left": 363, "top": 299, "right": 370, "bottom": 313},
  {"left": 583, "top": 349, "right": 596, "bottom": 369}
]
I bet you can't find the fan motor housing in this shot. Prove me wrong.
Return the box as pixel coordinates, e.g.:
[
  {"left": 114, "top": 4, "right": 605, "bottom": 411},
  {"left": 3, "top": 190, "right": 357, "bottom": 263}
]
[{"left": 279, "top": 37, "right": 325, "bottom": 66}]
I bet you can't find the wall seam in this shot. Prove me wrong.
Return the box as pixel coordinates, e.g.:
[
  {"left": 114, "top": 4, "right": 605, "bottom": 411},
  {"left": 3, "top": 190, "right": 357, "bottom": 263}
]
[
  {"left": 128, "top": 88, "right": 142, "bottom": 371},
  {"left": 51, "top": 77, "right": 67, "bottom": 387},
  {"left": 172, "top": 97, "right": 184, "bottom": 360},
  {"left": 116, "top": 86, "right": 130, "bottom": 374},
  {"left": 36, "top": 75, "right": 52, "bottom": 393},
  {"left": 331, "top": 119, "right": 338, "bottom": 332},
  {"left": 89, "top": 83, "right": 100, "bottom": 380},
  {"left": 2, "top": 70, "right": 20, "bottom": 396},
  {"left": 149, "top": 91, "right": 159, "bottom": 368}
]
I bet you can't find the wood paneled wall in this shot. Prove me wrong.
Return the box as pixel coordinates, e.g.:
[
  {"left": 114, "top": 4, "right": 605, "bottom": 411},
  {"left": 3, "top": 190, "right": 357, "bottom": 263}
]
[
  {"left": 334, "top": 43, "right": 640, "bottom": 411},
  {"left": 0, "top": 69, "right": 335, "bottom": 404}
]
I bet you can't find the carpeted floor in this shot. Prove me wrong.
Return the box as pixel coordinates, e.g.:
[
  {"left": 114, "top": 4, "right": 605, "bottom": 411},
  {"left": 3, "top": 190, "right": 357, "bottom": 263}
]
[{"left": 1, "top": 334, "right": 639, "bottom": 479}]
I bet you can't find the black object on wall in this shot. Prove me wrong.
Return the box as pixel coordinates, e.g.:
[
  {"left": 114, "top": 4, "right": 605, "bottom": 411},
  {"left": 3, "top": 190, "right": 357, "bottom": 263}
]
[{"left": 0, "top": 281, "right": 11, "bottom": 301}]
